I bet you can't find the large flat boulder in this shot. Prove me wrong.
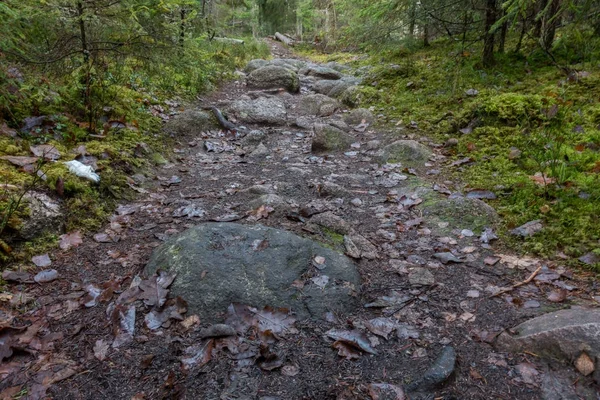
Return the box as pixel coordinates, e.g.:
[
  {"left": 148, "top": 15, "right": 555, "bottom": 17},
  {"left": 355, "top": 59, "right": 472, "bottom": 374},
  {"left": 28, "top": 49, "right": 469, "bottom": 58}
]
[
  {"left": 244, "top": 59, "right": 269, "bottom": 74},
  {"left": 228, "top": 97, "right": 287, "bottom": 125},
  {"left": 496, "top": 308, "right": 600, "bottom": 361},
  {"left": 247, "top": 65, "right": 300, "bottom": 93},
  {"left": 144, "top": 223, "right": 360, "bottom": 321}
]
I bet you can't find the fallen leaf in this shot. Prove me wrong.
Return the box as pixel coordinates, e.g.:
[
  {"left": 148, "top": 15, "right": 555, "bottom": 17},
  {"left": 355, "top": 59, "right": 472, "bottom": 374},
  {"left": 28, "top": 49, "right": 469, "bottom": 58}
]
[
  {"left": 138, "top": 270, "right": 176, "bottom": 307},
  {"left": 2, "top": 271, "right": 34, "bottom": 283},
  {"left": 111, "top": 304, "right": 136, "bottom": 348},
  {"left": 93, "top": 339, "right": 111, "bottom": 361},
  {"left": 529, "top": 173, "right": 555, "bottom": 186},
  {"left": 32, "top": 254, "right": 51, "bottom": 267},
  {"left": 34, "top": 269, "right": 59, "bottom": 283},
  {"left": 0, "top": 155, "right": 39, "bottom": 167},
  {"left": 367, "top": 383, "right": 406, "bottom": 400},
  {"left": 181, "top": 339, "right": 214, "bottom": 370},
  {"left": 515, "top": 362, "right": 539, "bottom": 385},
  {"left": 257, "top": 344, "right": 284, "bottom": 371},
  {"left": 547, "top": 289, "right": 567, "bottom": 303},
  {"left": 30, "top": 145, "right": 60, "bottom": 160},
  {"left": 180, "top": 315, "right": 200, "bottom": 330},
  {"left": 326, "top": 329, "right": 377, "bottom": 355},
  {"left": 59, "top": 231, "right": 83, "bottom": 250},
  {"left": 282, "top": 364, "right": 299, "bottom": 376},
  {"left": 332, "top": 341, "right": 361, "bottom": 359},
  {"left": 574, "top": 352, "right": 595, "bottom": 376},
  {"left": 365, "top": 318, "right": 397, "bottom": 340}
]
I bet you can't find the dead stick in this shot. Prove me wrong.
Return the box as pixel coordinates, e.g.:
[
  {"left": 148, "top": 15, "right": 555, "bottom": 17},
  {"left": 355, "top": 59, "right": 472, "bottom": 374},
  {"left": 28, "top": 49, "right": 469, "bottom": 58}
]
[{"left": 489, "top": 265, "right": 543, "bottom": 298}]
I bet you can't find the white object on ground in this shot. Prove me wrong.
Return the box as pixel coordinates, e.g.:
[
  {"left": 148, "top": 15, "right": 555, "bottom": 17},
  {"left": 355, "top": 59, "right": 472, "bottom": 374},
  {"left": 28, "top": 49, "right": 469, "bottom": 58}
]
[{"left": 64, "top": 160, "right": 100, "bottom": 183}]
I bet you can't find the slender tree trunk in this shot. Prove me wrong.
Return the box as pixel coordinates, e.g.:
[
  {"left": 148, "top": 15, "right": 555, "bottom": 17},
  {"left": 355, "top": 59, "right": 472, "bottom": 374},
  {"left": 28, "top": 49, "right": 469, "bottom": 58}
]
[
  {"left": 498, "top": 12, "right": 508, "bottom": 53},
  {"left": 542, "top": 0, "right": 561, "bottom": 50},
  {"left": 482, "top": 0, "right": 497, "bottom": 67},
  {"left": 408, "top": 0, "right": 416, "bottom": 38},
  {"left": 515, "top": 17, "right": 526, "bottom": 52},
  {"left": 77, "top": 1, "right": 88, "bottom": 62},
  {"left": 423, "top": 23, "right": 430, "bottom": 46},
  {"left": 179, "top": 8, "right": 186, "bottom": 47}
]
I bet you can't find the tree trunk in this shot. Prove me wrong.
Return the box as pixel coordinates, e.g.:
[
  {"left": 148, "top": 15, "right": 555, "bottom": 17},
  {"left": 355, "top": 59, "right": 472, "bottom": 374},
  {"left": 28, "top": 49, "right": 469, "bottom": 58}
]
[
  {"left": 498, "top": 22, "right": 507, "bottom": 53},
  {"left": 542, "top": 0, "right": 561, "bottom": 50},
  {"left": 408, "top": 1, "right": 416, "bottom": 38},
  {"left": 423, "top": 23, "right": 430, "bottom": 47},
  {"left": 482, "top": 0, "right": 497, "bottom": 67},
  {"left": 179, "top": 8, "right": 186, "bottom": 47},
  {"left": 515, "top": 18, "right": 526, "bottom": 52},
  {"left": 275, "top": 32, "right": 294, "bottom": 46}
]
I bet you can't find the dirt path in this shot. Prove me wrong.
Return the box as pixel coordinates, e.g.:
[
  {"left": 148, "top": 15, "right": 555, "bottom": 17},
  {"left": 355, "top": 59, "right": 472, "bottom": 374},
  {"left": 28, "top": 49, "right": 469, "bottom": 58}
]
[{"left": 1, "top": 40, "right": 598, "bottom": 400}]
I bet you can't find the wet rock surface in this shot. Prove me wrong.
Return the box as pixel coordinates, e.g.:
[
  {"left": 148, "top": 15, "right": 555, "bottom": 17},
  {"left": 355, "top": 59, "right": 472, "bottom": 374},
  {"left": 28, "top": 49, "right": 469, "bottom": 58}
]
[{"left": 145, "top": 223, "right": 360, "bottom": 321}]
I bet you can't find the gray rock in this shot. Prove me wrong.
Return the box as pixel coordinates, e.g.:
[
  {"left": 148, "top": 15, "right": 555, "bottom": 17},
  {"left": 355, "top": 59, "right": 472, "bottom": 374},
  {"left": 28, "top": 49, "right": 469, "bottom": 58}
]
[
  {"left": 164, "top": 109, "right": 219, "bottom": 136},
  {"left": 496, "top": 308, "right": 600, "bottom": 361},
  {"left": 338, "top": 86, "right": 361, "bottom": 107},
  {"left": 326, "top": 118, "right": 350, "bottom": 132},
  {"left": 244, "top": 59, "right": 269, "bottom": 74},
  {"left": 268, "top": 58, "right": 300, "bottom": 72},
  {"left": 303, "top": 66, "right": 342, "bottom": 80},
  {"left": 344, "top": 234, "right": 378, "bottom": 260},
  {"left": 541, "top": 369, "right": 596, "bottom": 400},
  {"left": 310, "top": 211, "right": 351, "bottom": 235},
  {"left": 144, "top": 223, "right": 360, "bottom": 321},
  {"left": 407, "top": 347, "right": 456, "bottom": 393},
  {"left": 298, "top": 94, "right": 340, "bottom": 117},
  {"left": 511, "top": 220, "right": 543, "bottom": 237},
  {"left": 324, "top": 61, "right": 350, "bottom": 72},
  {"left": 241, "top": 130, "right": 266, "bottom": 145},
  {"left": 19, "top": 192, "right": 64, "bottom": 240},
  {"left": 311, "top": 124, "right": 352, "bottom": 153},
  {"left": 343, "top": 108, "right": 374, "bottom": 126},
  {"left": 318, "top": 182, "right": 350, "bottom": 198},
  {"left": 312, "top": 80, "right": 339, "bottom": 96},
  {"left": 249, "top": 143, "right": 269, "bottom": 158},
  {"left": 272, "top": 58, "right": 305, "bottom": 71},
  {"left": 247, "top": 66, "right": 300, "bottom": 93},
  {"left": 295, "top": 116, "right": 313, "bottom": 129},
  {"left": 376, "top": 140, "right": 432, "bottom": 166},
  {"left": 229, "top": 97, "right": 287, "bottom": 125},
  {"left": 328, "top": 78, "right": 362, "bottom": 98},
  {"left": 248, "top": 194, "right": 287, "bottom": 209},
  {"left": 423, "top": 197, "right": 499, "bottom": 233},
  {"left": 408, "top": 268, "right": 435, "bottom": 286}
]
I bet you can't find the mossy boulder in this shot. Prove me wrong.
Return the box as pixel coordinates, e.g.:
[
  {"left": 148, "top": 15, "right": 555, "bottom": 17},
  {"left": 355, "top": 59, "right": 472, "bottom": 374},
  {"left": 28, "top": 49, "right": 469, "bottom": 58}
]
[
  {"left": 311, "top": 123, "right": 352, "bottom": 153},
  {"left": 164, "top": 109, "right": 219, "bottom": 136},
  {"left": 376, "top": 140, "right": 432, "bottom": 166},
  {"left": 422, "top": 197, "right": 499, "bottom": 233},
  {"left": 247, "top": 65, "right": 300, "bottom": 93},
  {"left": 343, "top": 108, "right": 374, "bottom": 126},
  {"left": 244, "top": 59, "right": 269, "bottom": 74},
  {"left": 144, "top": 223, "right": 360, "bottom": 321}
]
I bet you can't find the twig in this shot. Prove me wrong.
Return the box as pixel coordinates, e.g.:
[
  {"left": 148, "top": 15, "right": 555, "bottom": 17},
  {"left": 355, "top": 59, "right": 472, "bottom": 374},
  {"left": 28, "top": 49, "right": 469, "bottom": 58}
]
[{"left": 489, "top": 265, "right": 542, "bottom": 298}]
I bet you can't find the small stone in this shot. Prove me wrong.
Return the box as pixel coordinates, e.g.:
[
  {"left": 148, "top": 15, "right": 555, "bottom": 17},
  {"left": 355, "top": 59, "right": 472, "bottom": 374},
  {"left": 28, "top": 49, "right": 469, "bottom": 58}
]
[
  {"left": 350, "top": 198, "right": 363, "bottom": 207},
  {"left": 465, "top": 89, "right": 479, "bottom": 96},
  {"left": 408, "top": 268, "right": 435, "bottom": 286},
  {"left": 523, "top": 300, "right": 540, "bottom": 309},
  {"left": 466, "top": 290, "right": 480, "bottom": 298},
  {"left": 511, "top": 220, "right": 543, "bottom": 237},
  {"left": 445, "top": 138, "right": 459, "bottom": 147}
]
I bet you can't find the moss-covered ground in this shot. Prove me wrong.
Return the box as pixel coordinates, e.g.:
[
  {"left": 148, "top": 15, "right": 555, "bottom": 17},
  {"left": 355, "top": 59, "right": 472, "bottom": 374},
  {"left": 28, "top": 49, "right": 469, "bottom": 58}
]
[
  {"left": 1, "top": 38, "right": 270, "bottom": 264},
  {"left": 300, "top": 34, "right": 600, "bottom": 269}
]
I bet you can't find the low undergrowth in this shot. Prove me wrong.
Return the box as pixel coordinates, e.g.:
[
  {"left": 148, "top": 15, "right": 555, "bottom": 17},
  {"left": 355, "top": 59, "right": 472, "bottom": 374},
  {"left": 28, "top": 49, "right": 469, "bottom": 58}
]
[
  {"left": 304, "top": 34, "right": 600, "bottom": 269},
  {"left": 0, "top": 38, "right": 269, "bottom": 264}
]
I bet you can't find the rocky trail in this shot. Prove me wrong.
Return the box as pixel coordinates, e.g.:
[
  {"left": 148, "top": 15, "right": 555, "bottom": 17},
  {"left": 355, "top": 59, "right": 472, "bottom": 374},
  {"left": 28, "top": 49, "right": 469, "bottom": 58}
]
[{"left": 1, "top": 40, "right": 599, "bottom": 400}]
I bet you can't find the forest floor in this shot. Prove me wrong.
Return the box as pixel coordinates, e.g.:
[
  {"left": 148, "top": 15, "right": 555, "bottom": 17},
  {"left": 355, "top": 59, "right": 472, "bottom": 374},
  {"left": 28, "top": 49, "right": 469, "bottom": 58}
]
[{"left": 1, "top": 40, "right": 599, "bottom": 400}]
